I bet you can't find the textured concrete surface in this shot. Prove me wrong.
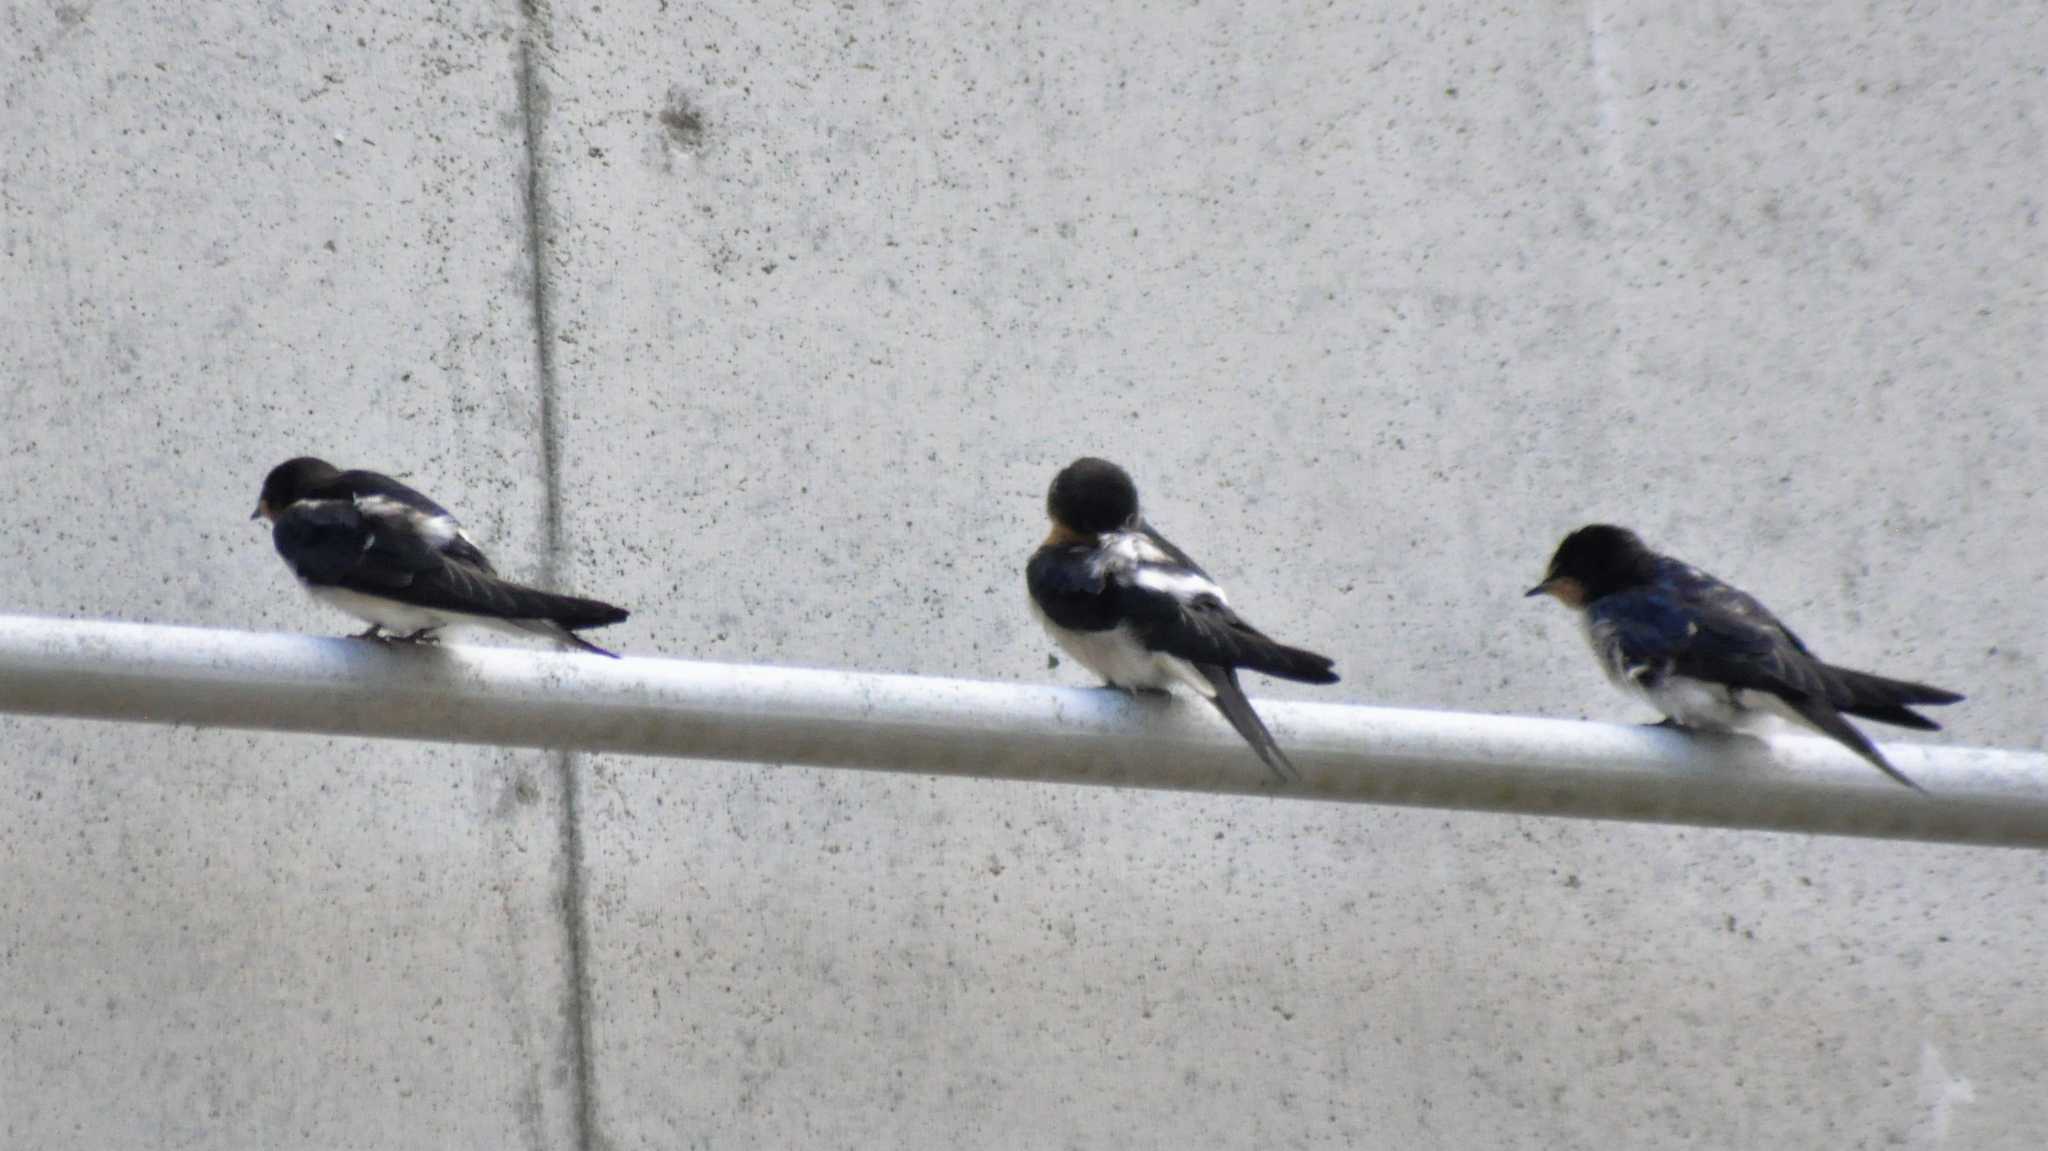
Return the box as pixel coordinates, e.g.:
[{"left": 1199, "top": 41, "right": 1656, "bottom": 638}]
[
  {"left": 534, "top": 1, "right": 2045, "bottom": 1148},
  {"left": 4, "top": 0, "right": 2046, "bottom": 1146},
  {"left": 1, "top": 2, "right": 581, "bottom": 1148}
]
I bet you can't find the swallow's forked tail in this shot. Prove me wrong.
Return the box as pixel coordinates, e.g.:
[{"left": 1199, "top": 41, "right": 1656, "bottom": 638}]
[
  {"left": 1235, "top": 637, "right": 1341, "bottom": 686},
  {"left": 1819, "top": 663, "right": 1964, "bottom": 731},
  {"left": 509, "top": 617, "right": 625, "bottom": 658},
  {"left": 464, "top": 573, "right": 629, "bottom": 658},
  {"left": 1195, "top": 664, "right": 1300, "bottom": 783},
  {"left": 1782, "top": 693, "right": 1927, "bottom": 793}
]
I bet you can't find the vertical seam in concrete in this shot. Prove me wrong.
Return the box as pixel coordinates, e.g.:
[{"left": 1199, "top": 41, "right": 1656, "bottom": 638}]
[
  {"left": 521, "top": 49, "right": 565, "bottom": 567},
  {"left": 548, "top": 754, "right": 596, "bottom": 1151},
  {"left": 516, "top": 8, "right": 598, "bottom": 1150}
]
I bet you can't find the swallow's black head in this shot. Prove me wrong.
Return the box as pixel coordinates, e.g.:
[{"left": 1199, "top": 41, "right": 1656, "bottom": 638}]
[
  {"left": 1528, "top": 524, "right": 1658, "bottom": 606},
  {"left": 254, "top": 457, "right": 341, "bottom": 521},
  {"left": 1046, "top": 457, "right": 1140, "bottom": 536}
]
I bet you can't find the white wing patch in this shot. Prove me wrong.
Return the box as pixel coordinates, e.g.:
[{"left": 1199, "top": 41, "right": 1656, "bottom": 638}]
[
  {"left": 1099, "top": 532, "right": 1172, "bottom": 566},
  {"left": 1131, "top": 565, "right": 1228, "bottom": 604},
  {"left": 1096, "top": 530, "right": 1231, "bottom": 605},
  {"left": 355, "top": 494, "right": 462, "bottom": 549},
  {"left": 353, "top": 494, "right": 409, "bottom": 518}
]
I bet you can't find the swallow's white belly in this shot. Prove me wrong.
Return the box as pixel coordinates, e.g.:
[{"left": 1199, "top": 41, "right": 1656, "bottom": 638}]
[
  {"left": 1029, "top": 602, "right": 1213, "bottom": 698},
  {"left": 305, "top": 585, "right": 449, "bottom": 632},
  {"left": 303, "top": 583, "right": 602, "bottom": 659},
  {"left": 1620, "top": 669, "right": 1804, "bottom": 734},
  {"left": 304, "top": 584, "right": 536, "bottom": 638},
  {"left": 1638, "top": 675, "right": 1745, "bottom": 728}
]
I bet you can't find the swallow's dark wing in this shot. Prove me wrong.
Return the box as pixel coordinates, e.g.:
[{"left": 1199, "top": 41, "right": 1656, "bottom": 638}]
[
  {"left": 272, "top": 499, "right": 443, "bottom": 590},
  {"left": 384, "top": 555, "right": 628, "bottom": 630},
  {"left": 274, "top": 500, "right": 626, "bottom": 632},
  {"left": 1107, "top": 531, "right": 1337, "bottom": 685},
  {"left": 1652, "top": 561, "right": 1961, "bottom": 728},
  {"left": 305, "top": 469, "right": 495, "bottom": 573},
  {"left": 429, "top": 534, "right": 493, "bottom": 573},
  {"left": 1122, "top": 586, "right": 1338, "bottom": 684},
  {"left": 1655, "top": 558, "right": 1812, "bottom": 654},
  {"left": 1591, "top": 588, "right": 1922, "bottom": 790},
  {"left": 1591, "top": 587, "right": 1824, "bottom": 698}
]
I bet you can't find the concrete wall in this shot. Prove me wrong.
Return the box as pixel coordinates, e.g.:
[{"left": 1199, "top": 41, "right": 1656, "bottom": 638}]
[{"left": 3, "top": 0, "right": 2042, "bottom": 1147}]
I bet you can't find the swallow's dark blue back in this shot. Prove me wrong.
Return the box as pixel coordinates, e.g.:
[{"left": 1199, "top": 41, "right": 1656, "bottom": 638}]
[
  {"left": 1650, "top": 556, "right": 1809, "bottom": 653},
  {"left": 1590, "top": 571, "right": 1810, "bottom": 698}
]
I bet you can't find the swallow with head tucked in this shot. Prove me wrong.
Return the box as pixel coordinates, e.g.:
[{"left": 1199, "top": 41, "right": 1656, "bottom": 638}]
[{"left": 1026, "top": 457, "right": 1340, "bottom": 782}]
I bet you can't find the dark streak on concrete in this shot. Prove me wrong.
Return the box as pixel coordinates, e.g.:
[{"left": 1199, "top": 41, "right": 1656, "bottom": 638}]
[
  {"left": 518, "top": 56, "right": 564, "bottom": 567},
  {"left": 659, "top": 88, "right": 705, "bottom": 151},
  {"left": 517, "top": 9, "right": 598, "bottom": 1151},
  {"left": 550, "top": 747, "right": 598, "bottom": 1151}
]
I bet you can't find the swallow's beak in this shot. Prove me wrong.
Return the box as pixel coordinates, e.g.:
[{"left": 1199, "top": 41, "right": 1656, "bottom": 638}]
[
  {"left": 1527, "top": 576, "right": 1586, "bottom": 606},
  {"left": 251, "top": 500, "right": 268, "bottom": 522}
]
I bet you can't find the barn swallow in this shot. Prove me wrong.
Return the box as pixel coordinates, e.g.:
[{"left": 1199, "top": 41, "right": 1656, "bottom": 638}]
[
  {"left": 253, "top": 457, "right": 629, "bottom": 657},
  {"left": 1527, "top": 523, "right": 1962, "bottom": 790},
  {"left": 1026, "top": 457, "right": 1339, "bottom": 781}
]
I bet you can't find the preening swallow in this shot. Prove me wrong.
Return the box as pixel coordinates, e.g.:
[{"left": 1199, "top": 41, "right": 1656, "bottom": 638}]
[
  {"left": 1026, "top": 457, "right": 1339, "bottom": 781},
  {"left": 1527, "top": 524, "right": 1962, "bottom": 790},
  {"left": 253, "top": 457, "right": 629, "bottom": 657}
]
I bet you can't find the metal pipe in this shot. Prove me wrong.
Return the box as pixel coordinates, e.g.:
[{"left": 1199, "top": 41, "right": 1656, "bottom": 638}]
[{"left": 0, "top": 615, "right": 2040, "bottom": 847}]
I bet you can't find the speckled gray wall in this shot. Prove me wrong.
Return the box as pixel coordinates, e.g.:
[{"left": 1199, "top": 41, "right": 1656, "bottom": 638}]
[
  {"left": 3, "top": 0, "right": 2044, "bottom": 1147},
  {"left": 1, "top": 3, "right": 581, "bottom": 1148}
]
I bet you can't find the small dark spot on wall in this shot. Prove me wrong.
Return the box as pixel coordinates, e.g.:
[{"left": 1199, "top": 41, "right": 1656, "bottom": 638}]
[
  {"left": 660, "top": 89, "right": 705, "bottom": 151},
  {"left": 55, "top": 4, "right": 89, "bottom": 26}
]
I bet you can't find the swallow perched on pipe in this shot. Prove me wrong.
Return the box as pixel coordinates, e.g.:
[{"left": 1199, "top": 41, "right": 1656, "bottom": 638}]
[
  {"left": 1026, "top": 457, "right": 1339, "bottom": 781},
  {"left": 1527, "top": 523, "right": 1962, "bottom": 790},
  {"left": 253, "top": 457, "right": 629, "bottom": 657}
]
